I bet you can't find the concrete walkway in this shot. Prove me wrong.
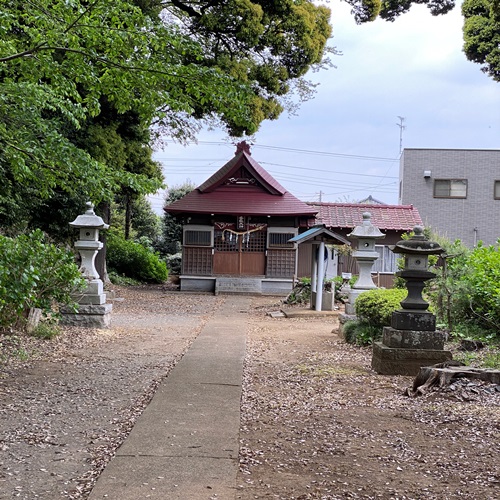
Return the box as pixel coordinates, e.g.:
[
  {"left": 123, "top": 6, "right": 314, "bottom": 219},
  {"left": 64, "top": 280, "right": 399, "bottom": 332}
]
[{"left": 89, "top": 296, "right": 252, "bottom": 500}]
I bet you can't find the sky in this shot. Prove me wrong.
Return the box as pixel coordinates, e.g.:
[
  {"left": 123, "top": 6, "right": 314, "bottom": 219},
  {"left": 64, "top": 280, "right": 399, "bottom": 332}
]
[{"left": 149, "top": 1, "right": 500, "bottom": 213}]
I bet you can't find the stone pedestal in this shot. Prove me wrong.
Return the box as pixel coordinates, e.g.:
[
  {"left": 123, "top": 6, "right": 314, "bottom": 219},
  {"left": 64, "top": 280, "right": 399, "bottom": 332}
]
[
  {"left": 61, "top": 303, "right": 113, "bottom": 328},
  {"left": 372, "top": 341, "right": 452, "bottom": 376},
  {"left": 372, "top": 311, "right": 452, "bottom": 376},
  {"left": 311, "top": 291, "right": 336, "bottom": 311}
]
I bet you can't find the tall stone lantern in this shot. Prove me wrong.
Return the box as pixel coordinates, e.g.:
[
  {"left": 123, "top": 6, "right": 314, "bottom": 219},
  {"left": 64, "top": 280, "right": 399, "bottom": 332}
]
[
  {"left": 61, "top": 202, "right": 113, "bottom": 327},
  {"left": 345, "top": 212, "right": 385, "bottom": 314},
  {"left": 372, "top": 226, "right": 452, "bottom": 375}
]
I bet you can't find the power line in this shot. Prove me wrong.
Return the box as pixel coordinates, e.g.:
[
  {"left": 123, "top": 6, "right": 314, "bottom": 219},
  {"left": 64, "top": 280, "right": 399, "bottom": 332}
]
[
  {"left": 260, "top": 161, "right": 398, "bottom": 179},
  {"left": 173, "top": 140, "right": 399, "bottom": 163}
]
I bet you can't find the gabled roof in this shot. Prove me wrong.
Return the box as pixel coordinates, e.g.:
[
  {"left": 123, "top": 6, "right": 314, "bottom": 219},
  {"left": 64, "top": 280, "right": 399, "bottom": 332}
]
[
  {"left": 357, "top": 195, "right": 386, "bottom": 205},
  {"left": 198, "top": 143, "right": 286, "bottom": 195},
  {"left": 308, "top": 202, "right": 422, "bottom": 231},
  {"left": 289, "top": 225, "right": 350, "bottom": 246},
  {"left": 166, "top": 142, "right": 317, "bottom": 217}
]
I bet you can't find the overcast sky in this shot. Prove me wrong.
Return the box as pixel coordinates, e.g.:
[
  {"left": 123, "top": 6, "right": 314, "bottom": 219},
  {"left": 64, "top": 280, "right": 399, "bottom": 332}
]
[{"left": 149, "top": 1, "right": 500, "bottom": 213}]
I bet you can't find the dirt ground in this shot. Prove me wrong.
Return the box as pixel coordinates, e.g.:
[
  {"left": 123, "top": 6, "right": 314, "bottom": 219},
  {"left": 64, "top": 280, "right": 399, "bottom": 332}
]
[{"left": 1, "top": 286, "right": 499, "bottom": 500}]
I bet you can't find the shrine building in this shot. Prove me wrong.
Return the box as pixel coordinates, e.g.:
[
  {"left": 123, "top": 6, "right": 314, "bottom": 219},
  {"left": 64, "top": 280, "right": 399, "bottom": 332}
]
[{"left": 165, "top": 141, "right": 334, "bottom": 294}]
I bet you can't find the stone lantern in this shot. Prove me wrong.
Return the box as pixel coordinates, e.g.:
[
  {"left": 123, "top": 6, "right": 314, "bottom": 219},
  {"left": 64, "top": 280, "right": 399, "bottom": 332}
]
[
  {"left": 345, "top": 212, "right": 385, "bottom": 314},
  {"left": 61, "top": 202, "right": 113, "bottom": 327},
  {"left": 391, "top": 225, "right": 441, "bottom": 329},
  {"left": 371, "top": 226, "right": 452, "bottom": 375},
  {"left": 70, "top": 202, "right": 109, "bottom": 282}
]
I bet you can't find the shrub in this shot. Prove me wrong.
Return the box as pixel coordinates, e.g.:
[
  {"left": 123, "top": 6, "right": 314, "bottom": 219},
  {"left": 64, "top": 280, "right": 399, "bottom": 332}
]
[
  {"left": 342, "top": 319, "right": 382, "bottom": 346},
  {"left": 0, "top": 230, "right": 86, "bottom": 331},
  {"left": 355, "top": 288, "right": 407, "bottom": 328},
  {"left": 106, "top": 234, "right": 168, "bottom": 283},
  {"left": 165, "top": 252, "right": 182, "bottom": 275},
  {"left": 453, "top": 242, "right": 500, "bottom": 332},
  {"left": 342, "top": 320, "right": 358, "bottom": 344}
]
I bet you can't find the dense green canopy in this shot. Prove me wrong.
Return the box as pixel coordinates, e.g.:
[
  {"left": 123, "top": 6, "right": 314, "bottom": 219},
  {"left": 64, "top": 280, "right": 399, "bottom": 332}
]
[
  {"left": 345, "top": 0, "right": 500, "bottom": 82},
  {"left": 0, "top": 0, "right": 332, "bottom": 231}
]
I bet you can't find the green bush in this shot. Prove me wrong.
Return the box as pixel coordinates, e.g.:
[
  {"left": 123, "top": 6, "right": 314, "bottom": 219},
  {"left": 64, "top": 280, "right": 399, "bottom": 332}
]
[
  {"left": 453, "top": 242, "right": 500, "bottom": 332},
  {"left": 165, "top": 252, "right": 182, "bottom": 275},
  {"left": 0, "top": 230, "right": 86, "bottom": 331},
  {"left": 342, "top": 319, "right": 382, "bottom": 346},
  {"left": 355, "top": 288, "right": 407, "bottom": 328},
  {"left": 106, "top": 234, "right": 168, "bottom": 283}
]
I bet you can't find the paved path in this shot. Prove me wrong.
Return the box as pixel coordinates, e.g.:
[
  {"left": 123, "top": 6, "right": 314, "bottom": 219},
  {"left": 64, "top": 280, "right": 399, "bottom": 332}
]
[{"left": 89, "top": 296, "right": 251, "bottom": 500}]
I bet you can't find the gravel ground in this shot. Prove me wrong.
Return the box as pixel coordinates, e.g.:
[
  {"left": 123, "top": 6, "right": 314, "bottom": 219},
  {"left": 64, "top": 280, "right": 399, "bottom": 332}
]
[
  {"left": 237, "top": 297, "right": 500, "bottom": 500},
  {"left": 0, "top": 285, "right": 224, "bottom": 499},
  {"left": 1, "top": 287, "right": 499, "bottom": 500}
]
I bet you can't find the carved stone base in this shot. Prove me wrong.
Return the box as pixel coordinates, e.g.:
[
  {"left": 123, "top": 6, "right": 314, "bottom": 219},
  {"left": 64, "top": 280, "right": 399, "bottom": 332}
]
[
  {"left": 371, "top": 341, "right": 452, "bottom": 376},
  {"left": 382, "top": 326, "right": 447, "bottom": 350},
  {"left": 60, "top": 303, "right": 113, "bottom": 328}
]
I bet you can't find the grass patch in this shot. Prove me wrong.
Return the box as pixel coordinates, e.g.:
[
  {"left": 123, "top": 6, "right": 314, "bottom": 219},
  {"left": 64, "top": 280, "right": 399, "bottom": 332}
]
[
  {"left": 296, "top": 364, "right": 367, "bottom": 377},
  {"left": 30, "top": 321, "right": 61, "bottom": 340}
]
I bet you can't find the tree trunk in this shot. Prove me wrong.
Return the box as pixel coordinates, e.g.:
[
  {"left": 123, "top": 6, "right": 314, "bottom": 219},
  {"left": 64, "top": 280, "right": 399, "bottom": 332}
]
[
  {"left": 406, "top": 361, "right": 500, "bottom": 397},
  {"left": 95, "top": 202, "right": 110, "bottom": 283},
  {"left": 125, "top": 194, "right": 132, "bottom": 240}
]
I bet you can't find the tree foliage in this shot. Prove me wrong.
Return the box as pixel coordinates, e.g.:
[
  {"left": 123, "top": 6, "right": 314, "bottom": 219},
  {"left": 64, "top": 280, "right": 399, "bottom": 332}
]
[
  {"left": 161, "top": 182, "right": 196, "bottom": 255},
  {"left": 345, "top": 0, "right": 500, "bottom": 82},
  {"left": 0, "top": 1, "right": 332, "bottom": 207},
  {"left": 160, "top": 0, "right": 333, "bottom": 133},
  {"left": 462, "top": 0, "right": 500, "bottom": 81},
  {"left": 452, "top": 242, "right": 500, "bottom": 332}
]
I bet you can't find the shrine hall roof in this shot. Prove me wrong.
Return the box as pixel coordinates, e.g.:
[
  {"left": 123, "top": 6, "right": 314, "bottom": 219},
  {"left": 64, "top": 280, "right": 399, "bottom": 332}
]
[
  {"left": 165, "top": 143, "right": 317, "bottom": 217},
  {"left": 308, "top": 202, "right": 423, "bottom": 231}
]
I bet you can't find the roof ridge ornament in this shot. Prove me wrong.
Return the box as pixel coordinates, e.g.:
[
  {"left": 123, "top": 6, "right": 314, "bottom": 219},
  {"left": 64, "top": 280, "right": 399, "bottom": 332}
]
[{"left": 235, "top": 140, "right": 251, "bottom": 155}]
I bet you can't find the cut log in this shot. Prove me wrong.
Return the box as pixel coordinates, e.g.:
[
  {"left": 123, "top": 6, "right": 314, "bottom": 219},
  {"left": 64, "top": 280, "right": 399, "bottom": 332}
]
[{"left": 405, "top": 361, "right": 500, "bottom": 397}]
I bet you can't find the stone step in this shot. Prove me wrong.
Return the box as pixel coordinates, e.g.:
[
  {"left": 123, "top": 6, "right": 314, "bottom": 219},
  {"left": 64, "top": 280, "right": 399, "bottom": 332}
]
[{"left": 215, "top": 277, "right": 262, "bottom": 295}]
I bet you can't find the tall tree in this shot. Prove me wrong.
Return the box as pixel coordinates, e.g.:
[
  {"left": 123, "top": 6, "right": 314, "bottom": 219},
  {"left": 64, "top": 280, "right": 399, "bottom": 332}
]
[
  {"left": 462, "top": 0, "right": 500, "bottom": 82},
  {"left": 161, "top": 182, "right": 196, "bottom": 256},
  {"left": 1, "top": 1, "right": 332, "bottom": 207},
  {"left": 344, "top": 0, "right": 500, "bottom": 82},
  {"left": 0, "top": 1, "right": 258, "bottom": 210}
]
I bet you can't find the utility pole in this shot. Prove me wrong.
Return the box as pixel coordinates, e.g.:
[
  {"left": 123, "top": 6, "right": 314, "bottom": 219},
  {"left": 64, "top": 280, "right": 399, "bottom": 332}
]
[
  {"left": 397, "top": 116, "right": 406, "bottom": 155},
  {"left": 319, "top": 190, "right": 323, "bottom": 203}
]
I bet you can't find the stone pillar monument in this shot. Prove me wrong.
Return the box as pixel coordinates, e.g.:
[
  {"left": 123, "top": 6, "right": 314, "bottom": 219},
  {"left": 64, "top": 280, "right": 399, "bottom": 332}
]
[
  {"left": 371, "top": 226, "right": 452, "bottom": 375},
  {"left": 345, "top": 212, "right": 385, "bottom": 314},
  {"left": 61, "top": 202, "right": 113, "bottom": 328}
]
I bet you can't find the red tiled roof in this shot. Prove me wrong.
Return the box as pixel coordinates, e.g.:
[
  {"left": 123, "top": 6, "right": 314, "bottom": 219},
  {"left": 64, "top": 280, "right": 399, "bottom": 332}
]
[
  {"left": 167, "top": 186, "right": 317, "bottom": 216},
  {"left": 307, "top": 202, "right": 423, "bottom": 231},
  {"left": 166, "top": 144, "right": 317, "bottom": 217}
]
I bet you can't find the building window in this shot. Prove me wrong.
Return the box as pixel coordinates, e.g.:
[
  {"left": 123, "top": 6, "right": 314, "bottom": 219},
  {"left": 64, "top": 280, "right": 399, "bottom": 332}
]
[
  {"left": 494, "top": 181, "right": 500, "bottom": 199},
  {"left": 183, "top": 225, "right": 213, "bottom": 246},
  {"left": 267, "top": 228, "right": 298, "bottom": 249},
  {"left": 433, "top": 179, "right": 467, "bottom": 198}
]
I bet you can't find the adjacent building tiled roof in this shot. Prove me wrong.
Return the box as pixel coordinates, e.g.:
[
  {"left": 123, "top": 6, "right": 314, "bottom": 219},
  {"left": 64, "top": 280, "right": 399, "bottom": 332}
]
[
  {"left": 166, "top": 142, "right": 317, "bottom": 217},
  {"left": 308, "top": 202, "right": 423, "bottom": 231}
]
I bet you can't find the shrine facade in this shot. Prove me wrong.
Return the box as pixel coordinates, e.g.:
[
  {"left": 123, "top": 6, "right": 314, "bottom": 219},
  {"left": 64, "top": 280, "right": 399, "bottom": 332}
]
[{"left": 165, "top": 142, "right": 318, "bottom": 294}]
